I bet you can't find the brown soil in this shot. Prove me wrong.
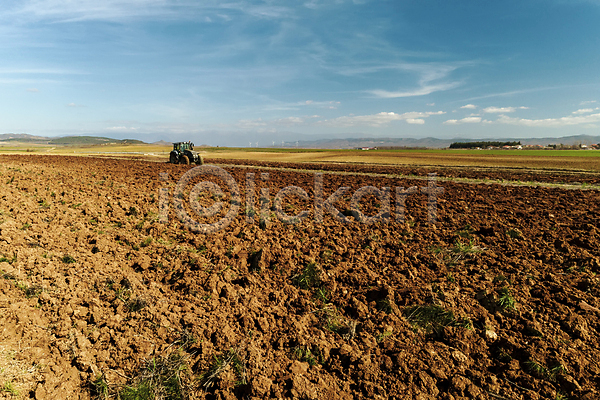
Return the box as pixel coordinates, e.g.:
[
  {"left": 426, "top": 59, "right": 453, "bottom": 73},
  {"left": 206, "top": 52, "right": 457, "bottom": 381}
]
[
  {"left": 0, "top": 154, "right": 599, "bottom": 399},
  {"left": 208, "top": 158, "right": 600, "bottom": 185}
]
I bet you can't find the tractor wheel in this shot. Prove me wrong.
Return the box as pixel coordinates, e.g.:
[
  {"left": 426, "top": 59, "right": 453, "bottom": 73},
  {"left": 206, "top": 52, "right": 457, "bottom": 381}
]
[
  {"left": 196, "top": 156, "right": 204, "bottom": 165},
  {"left": 181, "top": 155, "right": 190, "bottom": 165},
  {"left": 170, "top": 153, "right": 178, "bottom": 164}
]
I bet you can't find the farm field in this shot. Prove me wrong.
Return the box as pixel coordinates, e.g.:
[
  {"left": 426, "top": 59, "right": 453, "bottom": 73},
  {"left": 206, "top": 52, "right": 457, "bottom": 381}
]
[
  {"left": 2, "top": 142, "right": 600, "bottom": 171},
  {"left": 201, "top": 148, "right": 600, "bottom": 172},
  {"left": 0, "top": 154, "right": 599, "bottom": 399}
]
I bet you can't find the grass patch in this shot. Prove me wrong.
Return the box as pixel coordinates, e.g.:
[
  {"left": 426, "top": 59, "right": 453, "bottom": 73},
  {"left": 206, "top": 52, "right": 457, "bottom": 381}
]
[
  {"left": 432, "top": 239, "right": 484, "bottom": 264},
  {"left": 376, "top": 330, "right": 393, "bottom": 343},
  {"left": 315, "top": 305, "right": 357, "bottom": 340},
  {"left": 0, "top": 254, "right": 17, "bottom": 264},
  {"left": 127, "top": 297, "right": 148, "bottom": 313},
  {"left": 455, "top": 224, "right": 474, "bottom": 239},
  {"left": 314, "top": 287, "right": 329, "bottom": 303},
  {"left": 91, "top": 374, "right": 109, "bottom": 399},
  {"left": 200, "top": 348, "right": 247, "bottom": 389},
  {"left": 61, "top": 254, "right": 77, "bottom": 264},
  {"left": 506, "top": 228, "right": 523, "bottom": 239},
  {"left": 404, "top": 304, "right": 471, "bottom": 335},
  {"left": 293, "top": 346, "right": 323, "bottom": 366},
  {"left": 2, "top": 381, "right": 19, "bottom": 396},
  {"left": 292, "top": 262, "right": 321, "bottom": 290},
  {"left": 450, "top": 239, "right": 484, "bottom": 257},
  {"left": 497, "top": 287, "right": 517, "bottom": 311},
  {"left": 16, "top": 283, "right": 43, "bottom": 298},
  {"left": 377, "top": 299, "right": 394, "bottom": 314},
  {"left": 117, "top": 352, "right": 190, "bottom": 400}
]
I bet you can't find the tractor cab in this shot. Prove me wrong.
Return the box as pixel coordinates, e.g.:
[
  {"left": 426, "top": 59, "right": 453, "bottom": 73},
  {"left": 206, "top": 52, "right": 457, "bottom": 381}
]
[
  {"left": 169, "top": 141, "right": 203, "bottom": 165},
  {"left": 174, "top": 141, "right": 194, "bottom": 151}
]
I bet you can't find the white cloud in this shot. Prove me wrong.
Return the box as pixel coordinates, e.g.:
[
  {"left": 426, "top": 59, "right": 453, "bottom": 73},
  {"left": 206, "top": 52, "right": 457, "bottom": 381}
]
[
  {"left": 0, "top": 68, "right": 85, "bottom": 75},
  {"left": 459, "top": 86, "right": 565, "bottom": 102},
  {"left": 580, "top": 100, "right": 597, "bottom": 105},
  {"left": 426, "top": 103, "right": 435, "bottom": 106},
  {"left": 26, "top": 88, "right": 39, "bottom": 92},
  {"left": 369, "top": 81, "right": 460, "bottom": 98},
  {"left": 482, "top": 106, "right": 528, "bottom": 113},
  {"left": 497, "top": 112, "right": 600, "bottom": 127},
  {"left": 236, "top": 116, "right": 306, "bottom": 129},
  {"left": 444, "top": 116, "right": 483, "bottom": 125},
  {"left": 320, "top": 111, "right": 445, "bottom": 127},
  {"left": 365, "top": 62, "right": 469, "bottom": 98},
  {"left": 7, "top": 0, "right": 291, "bottom": 23},
  {"left": 460, "top": 104, "right": 477, "bottom": 109},
  {"left": 106, "top": 126, "right": 139, "bottom": 131},
  {"left": 265, "top": 100, "right": 340, "bottom": 111},
  {"left": 572, "top": 108, "right": 594, "bottom": 114}
]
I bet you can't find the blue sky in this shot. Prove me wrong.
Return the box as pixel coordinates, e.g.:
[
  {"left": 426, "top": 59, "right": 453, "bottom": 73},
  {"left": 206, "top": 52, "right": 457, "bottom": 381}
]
[{"left": 1, "top": 0, "right": 599, "bottom": 146}]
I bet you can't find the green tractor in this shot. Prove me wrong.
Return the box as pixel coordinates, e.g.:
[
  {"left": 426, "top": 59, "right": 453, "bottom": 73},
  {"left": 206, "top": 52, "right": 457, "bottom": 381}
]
[{"left": 169, "top": 141, "right": 204, "bottom": 165}]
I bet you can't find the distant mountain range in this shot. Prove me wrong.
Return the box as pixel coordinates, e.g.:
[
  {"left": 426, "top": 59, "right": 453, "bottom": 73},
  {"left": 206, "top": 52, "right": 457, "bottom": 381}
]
[
  {"left": 276, "top": 134, "right": 600, "bottom": 149},
  {"left": 0, "top": 134, "right": 146, "bottom": 145},
  {"left": 1, "top": 133, "right": 599, "bottom": 149}
]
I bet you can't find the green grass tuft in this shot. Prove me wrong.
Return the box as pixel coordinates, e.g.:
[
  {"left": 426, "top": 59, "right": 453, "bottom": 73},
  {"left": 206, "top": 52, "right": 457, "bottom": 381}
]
[
  {"left": 62, "top": 254, "right": 77, "bottom": 264},
  {"left": 497, "top": 287, "right": 517, "bottom": 311},
  {"left": 2, "top": 381, "right": 19, "bottom": 396},
  {"left": 404, "top": 304, "right": 471, "bottom": 334},
  {"left": 117, "top": 353, "right": 189, "bottom": 400},
  {"left": 292, "top": 262, "right": 321, "bottom": 290}
]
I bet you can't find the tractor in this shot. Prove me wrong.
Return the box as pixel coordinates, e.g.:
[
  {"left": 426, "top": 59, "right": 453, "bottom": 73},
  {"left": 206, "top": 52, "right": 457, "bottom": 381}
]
[{"left": 169, "top": 141, "right": 204, "bottom": 165}]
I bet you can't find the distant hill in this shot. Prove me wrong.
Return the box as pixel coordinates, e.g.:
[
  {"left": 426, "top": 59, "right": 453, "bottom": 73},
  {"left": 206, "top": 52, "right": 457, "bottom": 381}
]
[
  {"left": 283, "top": 134, "right": 600, "bottom": 149},
  {"left": 0, "top": 134, "right": 147, "bottom": 145},
  {"left": 48, "top": 136, "right": 145, "bottom": 145},
  {"left": 152, "top": 140, "right": 172, "bottom": 146},
  {"left": 2, "top": 133, "right": 599, "bottom": 149},
  {"left": 0, "top": 133, "right": 49, "bottom": 143}
]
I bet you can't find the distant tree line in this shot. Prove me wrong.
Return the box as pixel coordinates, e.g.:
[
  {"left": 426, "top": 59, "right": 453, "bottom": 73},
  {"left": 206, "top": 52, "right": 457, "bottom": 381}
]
[{"left": 449, "top": 141, "right": 521, "bottom": 149}]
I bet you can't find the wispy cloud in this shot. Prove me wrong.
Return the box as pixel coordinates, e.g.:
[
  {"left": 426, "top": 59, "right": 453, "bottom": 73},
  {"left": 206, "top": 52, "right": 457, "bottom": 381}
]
[
  {"left": 0, "top": 68, "right": 85, "bottom": 74},
  {"left": 236, "top": 116, "right": 306, "bottom": 130},
  {"left": 497, "top": 112, "right": 600, "bottom": 127},
  {"left": 572, "top": 108, "right": 594, "bottom": 114},
  {"left": 482, "top": 106, "right": 528, "bottom": 113},
  {"left": 263, "top": 100, "right": 341, "bottom": 111},
  {"left": 459, "top": 86, "right": 565, "bottom": 102},
  {"left": 106, "top": 125, "right": 139, "bottom": 131},
  {"left": 460, "top": 104, "right": 477, "bottom": 109},
  {"left": 6, "top": 0, "right": 292, "bottom": 23},
  {"left": 26, "top": 88, "right": 39, "bottom": 92},
  {"left": 367, "top": 63, "right": 465, "bottom": 98},
  {"left": 580, "top": 100, "right": 597, "bottom": 105},
  {"left": 370, "top": 81, "right": 461, "bottom": 98},
  {"left": 0, "top": 68, "right": 86, "bottom": 86},
  {"left": 444, "top": 116, "right": 486, "bottom": 125},
  {"left": 320, "top": 111, "right": 445, "bottom": 127}
]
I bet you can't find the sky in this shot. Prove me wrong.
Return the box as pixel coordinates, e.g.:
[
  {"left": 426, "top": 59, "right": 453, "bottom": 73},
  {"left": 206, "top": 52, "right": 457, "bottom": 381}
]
[{"left": 1, "top": 0, "right": 600, "bottom": 146}]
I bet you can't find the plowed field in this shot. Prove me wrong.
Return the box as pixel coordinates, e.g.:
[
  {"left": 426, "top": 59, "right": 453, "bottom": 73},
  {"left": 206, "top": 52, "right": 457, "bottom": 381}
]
[{"left": 1, "top": 155, "right": 599, "bottom": 400}]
